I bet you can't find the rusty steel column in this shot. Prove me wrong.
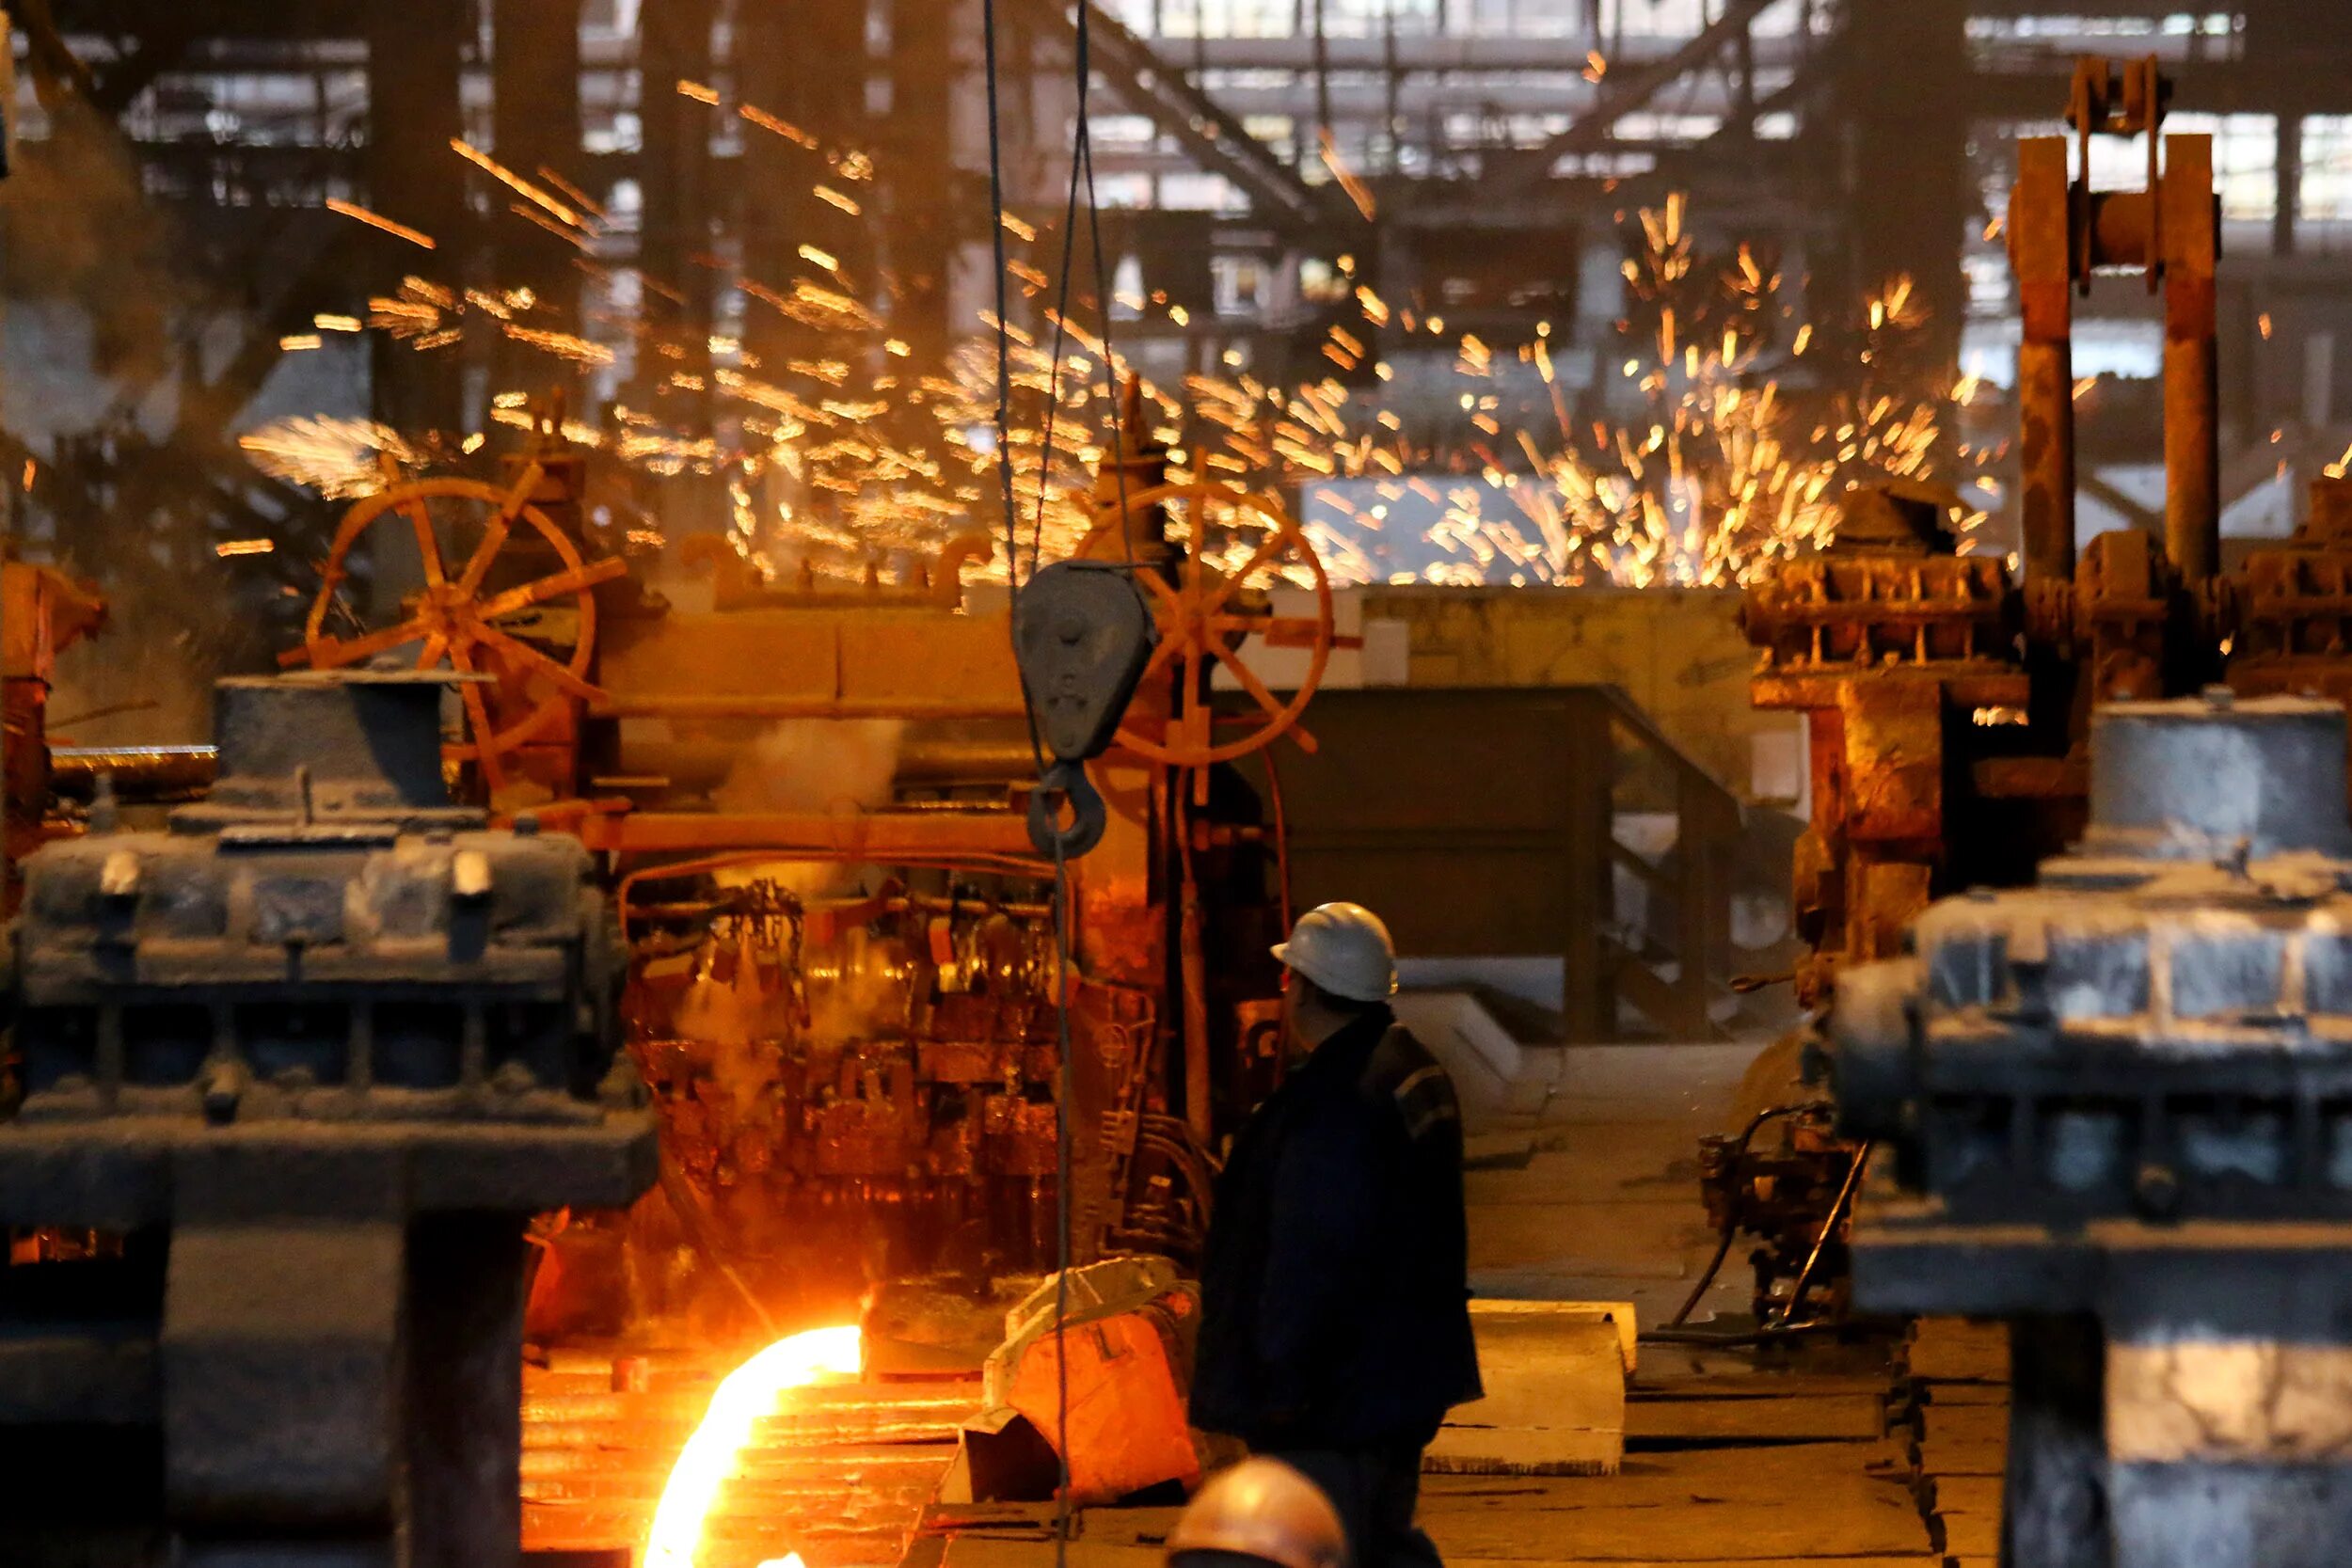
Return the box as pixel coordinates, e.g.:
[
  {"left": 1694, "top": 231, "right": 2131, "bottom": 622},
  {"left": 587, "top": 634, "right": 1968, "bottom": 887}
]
[
  {"left": 2162, "top": 133, "right": 2220, "bottom": 584},
  {"left": 364, "top": 0, "right": 467, "bottom": 436},
  {"left": 2003, "top": 1317, "right": 2111, "bottom": 1568},
  {"left": 2013, "top": 135, "right": 2077, "bottom": 581},
  {"left": 492, "top": 0, "right": 585, "bottom": 385}
]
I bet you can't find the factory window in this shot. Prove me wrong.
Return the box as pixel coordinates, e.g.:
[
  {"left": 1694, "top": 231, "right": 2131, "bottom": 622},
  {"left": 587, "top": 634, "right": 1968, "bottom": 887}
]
[
  {"left": 1473, "top": 0, "right": 1578, "bottom": 37},
  {"left": 1213, "top": 253, "right": 1267, "bottom": 315},
  {"left": 1094, "top": 115, "right": 1159, "bottom": 152},
  {"left": 1965, "top": 12, "right": 2245, "bottom": 68},
  {"left": 2072, "top": 319, "right": 2164, "bottom": 381},
  {"left": 1615, "top": 113, "right": 1721, "bottom": 142},
  {"left": 1095, "top": 172, "right": 1157, "bottom": 208},
  {"left": 1156, "top": 171, "right": 1247, "bottom": 213},
  {"left": 2161, "top": 113, "right": 2277, "bottom": 224},
  {"left": 1595, "top": 0, "right": 1711, "bottom": 37},
  {"left": 2303, "top": 117, "right": 2352, "bottom": 240},
  {"left": 1747, "top": 0, "right": 1816, "bottom": 39},
  {"left": 1164, "top": 0, "right": 1295, "bottom": 37},
  {"left": 1325, "top": 0, "right": 1447, "bottom": 36},
  {"left": 1112, "top": 256, "right": 1147, "bottom": 317},
  {"left": 1963, "top": 253, "right": 2012, "bottom": 316},
  {"left": 1967, "top": 12, "right": 2239, "bottom": 40}
]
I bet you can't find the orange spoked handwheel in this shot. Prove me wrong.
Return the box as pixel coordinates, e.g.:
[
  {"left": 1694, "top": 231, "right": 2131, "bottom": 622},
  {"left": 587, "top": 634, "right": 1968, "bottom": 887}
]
[
  {"left": 1079, "top": 483, "right": 1333, "bottom": 767},
  {"left": 278, "top": 461, "right": 626, "bottom": 791}
]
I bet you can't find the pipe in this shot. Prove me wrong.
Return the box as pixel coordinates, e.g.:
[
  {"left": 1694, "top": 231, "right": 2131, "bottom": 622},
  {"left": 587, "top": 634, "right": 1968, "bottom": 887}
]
[
  {"left": 49, "top": 745, "right": 218, "bottom": 803},
  {"left": 1776, "top": 1139, "right": 1873, "bottom": 1328},
  {"left": 572, "top": 807, "right": 1043, "bottom": 859}
]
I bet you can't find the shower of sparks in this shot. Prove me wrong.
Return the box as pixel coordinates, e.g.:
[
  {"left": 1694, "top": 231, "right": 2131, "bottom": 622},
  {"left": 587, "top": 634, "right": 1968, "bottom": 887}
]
[
  {"left": 255, "top": 120, "right": 1980, "bottom": 591},
  {"left": 239, "top": 418, "right": 423, "bottom": 499},
  {"left": 325, "top": 198, "right": 437, "bottom": 250},
  {"left": 215, "top": 538, "right": 277, "bottom": 558},
  {"left": 451, "top": 138, "right": 591, "bottom": 232},
  {"left": 740, "top": 102, "right": 819, "bottom": 148},
  {"left": 504, "top": 324, "right": 618, "bottom": 367},
  {"left": 1317, "top": 128, "right": 1378, "bottom": 223}
]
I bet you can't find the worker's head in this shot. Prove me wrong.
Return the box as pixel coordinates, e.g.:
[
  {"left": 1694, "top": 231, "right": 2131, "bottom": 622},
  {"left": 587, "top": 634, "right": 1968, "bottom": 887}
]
[
  {"left": 1273, "top": 902, "right": 1396, "bottom": 1048},
  {"left": 1166, "top": 1458, "right": 1348, "bottom": 1568}
]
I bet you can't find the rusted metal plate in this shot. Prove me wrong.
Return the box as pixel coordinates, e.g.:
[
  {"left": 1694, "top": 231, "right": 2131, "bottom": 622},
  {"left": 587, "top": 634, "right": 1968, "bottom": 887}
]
[{"left": 597, "top": 610, "right": 1024, "bottom": 721}]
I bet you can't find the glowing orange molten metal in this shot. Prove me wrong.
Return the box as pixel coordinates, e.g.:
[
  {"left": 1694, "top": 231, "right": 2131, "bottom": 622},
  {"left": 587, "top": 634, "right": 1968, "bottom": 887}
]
[{"left": 644, "top": 1325, "right": 864, "bottom": 1568}]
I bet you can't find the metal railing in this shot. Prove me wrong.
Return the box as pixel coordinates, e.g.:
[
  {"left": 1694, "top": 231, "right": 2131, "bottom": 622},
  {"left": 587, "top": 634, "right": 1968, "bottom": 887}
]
[{"left": 1229, "top": 683, "right": 1744, "bottom": 1041}]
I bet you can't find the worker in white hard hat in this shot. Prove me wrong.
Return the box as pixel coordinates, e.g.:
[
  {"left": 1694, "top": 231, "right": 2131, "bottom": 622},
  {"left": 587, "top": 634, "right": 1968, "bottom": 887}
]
[
  {"left": 1189, "top": 903, "right": 1483, "bottom": 1568},
  {"left": 1165, "top": 1457, "right": 1347, "bottom": 1568}
]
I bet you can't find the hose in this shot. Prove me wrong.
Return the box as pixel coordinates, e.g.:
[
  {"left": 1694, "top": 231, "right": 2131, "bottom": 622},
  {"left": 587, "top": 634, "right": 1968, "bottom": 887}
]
[{"left": 1663, "top": 1101, "right": 1829, "bottom": 1330}]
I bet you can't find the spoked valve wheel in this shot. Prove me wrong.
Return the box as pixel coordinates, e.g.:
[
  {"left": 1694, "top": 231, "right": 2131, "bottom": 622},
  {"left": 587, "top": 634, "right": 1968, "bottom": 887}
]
[
  {"left": 278, "top": 460, "right": 626, "bottom": 792},
  {"left": 1079, "top": 482, "right": 1334, "bottom": 768}
]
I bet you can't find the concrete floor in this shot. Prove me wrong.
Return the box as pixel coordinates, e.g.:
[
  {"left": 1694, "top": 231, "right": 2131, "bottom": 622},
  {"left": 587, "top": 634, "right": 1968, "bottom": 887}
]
[
  {"left": 909, "top": 1041, "right": 1984, "bottom": 1568},
  {"left": 527, "top": 1040, "right": 1997, "bottom": 1568},
  {"left": 1463, "top": 1041, "right": 1765, "bottom": 1322}
]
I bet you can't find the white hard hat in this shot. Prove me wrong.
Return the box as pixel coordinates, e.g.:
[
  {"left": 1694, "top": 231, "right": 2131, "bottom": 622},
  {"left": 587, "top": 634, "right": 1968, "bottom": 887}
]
[
  {"left": 1272, "top": 901, "right": 1397, "bottom": 1003},
  {"left": 1167, "top": 1458, "right": 1346, "bottom": 1568}
]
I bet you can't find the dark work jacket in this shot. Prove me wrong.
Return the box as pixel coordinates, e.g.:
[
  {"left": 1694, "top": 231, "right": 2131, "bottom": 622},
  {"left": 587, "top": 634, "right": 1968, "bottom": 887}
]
[{"left": 1190, "top": 1006, "right": 1484, "bottom": 1450}]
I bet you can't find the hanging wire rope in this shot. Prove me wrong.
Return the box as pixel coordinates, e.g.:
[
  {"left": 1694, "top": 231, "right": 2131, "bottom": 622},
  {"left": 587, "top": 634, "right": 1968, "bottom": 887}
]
[{"left": 983, "top": 3, "right": 1128, "bottom": 1560}]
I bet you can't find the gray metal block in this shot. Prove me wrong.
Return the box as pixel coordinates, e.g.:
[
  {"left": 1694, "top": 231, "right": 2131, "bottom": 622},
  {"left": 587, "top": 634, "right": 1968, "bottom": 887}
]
[
  {"left": 0, "top": 673, "right": 657, "bottom": 1567},
  {"left": 1827, "top": 692, "right": 2352, "bottom": 1564},
  {"left": 2108, "top": 1462, "right": 2352, "bottom": 1568},
  {"left": 163, "top": 1223, "right": 404, "bottom": 1528}
]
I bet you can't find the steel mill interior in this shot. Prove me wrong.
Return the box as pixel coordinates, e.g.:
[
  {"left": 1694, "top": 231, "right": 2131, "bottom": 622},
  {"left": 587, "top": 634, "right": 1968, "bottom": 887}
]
[{"left": 9, "top": 5, "right": 2352, "bottom": 1568}]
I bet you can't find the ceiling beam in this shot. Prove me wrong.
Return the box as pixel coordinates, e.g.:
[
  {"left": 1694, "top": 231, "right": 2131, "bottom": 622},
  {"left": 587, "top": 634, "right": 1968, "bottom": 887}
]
[
  {"left": 1017, "top": 0, "right": 1351, "bottom": 241},
  {"left": 1482, "top": 0, "right": 1782, "bottom": 202}
]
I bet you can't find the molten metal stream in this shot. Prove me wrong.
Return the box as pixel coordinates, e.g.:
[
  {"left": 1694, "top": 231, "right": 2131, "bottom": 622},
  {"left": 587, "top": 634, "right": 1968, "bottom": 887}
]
[{"left": 644, "top": 1325, "right": 865, "bottom": 1568}]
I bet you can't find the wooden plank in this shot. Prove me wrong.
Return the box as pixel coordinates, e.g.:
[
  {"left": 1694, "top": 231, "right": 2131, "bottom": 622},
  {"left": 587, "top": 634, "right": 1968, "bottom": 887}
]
[
  {"left": 1942, "top": 1513, "right": 2001, "bottom": 1558},
  {"left": 1636, "top": 1373, "right": 1895, "bottom": 1402},
  {"left": 1916, "top": 1405, "right": 2008, "bottom": 1446},
  {"left": 1422, "top": 1446, "right": 1915, "bottom": 1508},
  {"left": 1419, "top": 1492, "right": 1934, "bottom": 1560},
  {"left": 1915, "top": 1383, "right": 2010, "bottom": 1406},
  {"left": 937, "top": 1550, "right": 1940, "bottom": 1568},
  {"left": 1908, "top": 1320, "right": 2010, "bottom": 1385},
  {"left": 1918, "top": 1436, "right": 2007, "bottom": 1478},
  {"left": 1448, "top": 1560, "right": 1940, "bottom": 1568},
  {"left": 1625, "top": 1394, "right": 1886, "bottom": 1444},
  {"left": 1931, "top": 1476, "right": 2004, "bottom": 1519}
]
